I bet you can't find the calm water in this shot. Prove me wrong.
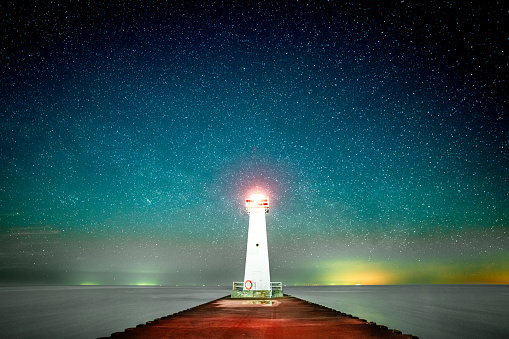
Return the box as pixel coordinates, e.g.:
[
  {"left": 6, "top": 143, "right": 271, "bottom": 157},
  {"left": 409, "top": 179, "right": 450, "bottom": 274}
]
[
  {"left": 285, "top": 285, "right": 509, "bottom": 339},
  {"left": 1, "top": 285, "right": 508, "bottom": 338},
  {"left": 0, "top": 286, "right": 229, "bottom": 339}
]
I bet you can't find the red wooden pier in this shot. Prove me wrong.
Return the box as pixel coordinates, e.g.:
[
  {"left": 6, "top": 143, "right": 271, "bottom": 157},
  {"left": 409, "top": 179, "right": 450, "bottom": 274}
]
[{"left": 101, "top": 295, "right": 418, "bottom": 338}]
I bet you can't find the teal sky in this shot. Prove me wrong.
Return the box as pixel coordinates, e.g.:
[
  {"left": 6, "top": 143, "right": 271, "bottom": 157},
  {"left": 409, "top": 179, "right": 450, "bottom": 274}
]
[{"left": 1, "top": 1, "right": 507, "bottom": 286}]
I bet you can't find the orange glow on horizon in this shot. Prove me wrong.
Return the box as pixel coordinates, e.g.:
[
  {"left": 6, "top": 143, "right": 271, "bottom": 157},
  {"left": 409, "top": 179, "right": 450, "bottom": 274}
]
[
  {"left": 328, "top": 267, "right": 395, "bottom": 285},
  {"left": 314, "top": 254, "right": 509, "bottom": 285}
]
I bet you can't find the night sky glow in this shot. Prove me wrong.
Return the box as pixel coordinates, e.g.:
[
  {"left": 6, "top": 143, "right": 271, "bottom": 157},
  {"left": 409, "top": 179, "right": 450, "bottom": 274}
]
[{"left": 1, "top": 1, "right": 508, "bottom": 286}]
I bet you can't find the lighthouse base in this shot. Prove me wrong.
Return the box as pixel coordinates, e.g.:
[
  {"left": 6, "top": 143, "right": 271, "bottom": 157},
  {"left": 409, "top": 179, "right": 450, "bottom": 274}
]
[
  {"left": 231, "top": 282, "right": 284, "bottom": 298},
  {"left": 231, "top": 289, "right": 283, "bottom": 298}
]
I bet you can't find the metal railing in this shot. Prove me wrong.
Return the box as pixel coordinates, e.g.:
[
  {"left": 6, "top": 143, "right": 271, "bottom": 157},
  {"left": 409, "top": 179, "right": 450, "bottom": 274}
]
[
  {"left": 232, "top": 281, "right": 282, "bottom": 291},
  {"left": 270, "top": 282, "right": 282, "bottom": 292},
  {"left": 232, "top": 281, "right": 244, "bottom": 291}
]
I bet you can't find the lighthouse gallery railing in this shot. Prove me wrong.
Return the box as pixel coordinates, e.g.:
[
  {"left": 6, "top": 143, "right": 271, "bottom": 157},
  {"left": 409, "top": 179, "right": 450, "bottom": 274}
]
[{"left": 232, "top": 281, "right": 282, "bottom": 292}]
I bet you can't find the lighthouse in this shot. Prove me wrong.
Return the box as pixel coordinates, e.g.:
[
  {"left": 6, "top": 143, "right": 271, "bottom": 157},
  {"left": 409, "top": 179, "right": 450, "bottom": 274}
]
[
  {"left": 231, "top": 190, "right": 282, "bottom": 298},
  {"left": 244, "top": 192, "right": 271, "bottom": 291}
]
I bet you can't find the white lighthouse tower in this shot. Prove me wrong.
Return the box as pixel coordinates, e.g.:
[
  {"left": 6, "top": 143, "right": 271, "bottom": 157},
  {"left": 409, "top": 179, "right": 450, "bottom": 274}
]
[
  {"left": 231, "top": 190, "right": 282, "bottom": 298},
  {"left": 244, "top": 192, "right": 271, "bottom": 291}
]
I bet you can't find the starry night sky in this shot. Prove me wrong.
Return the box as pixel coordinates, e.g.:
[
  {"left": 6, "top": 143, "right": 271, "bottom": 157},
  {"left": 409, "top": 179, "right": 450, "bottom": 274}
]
[{"left": 1, "top": 1, "right": 508, "bottom": 286}]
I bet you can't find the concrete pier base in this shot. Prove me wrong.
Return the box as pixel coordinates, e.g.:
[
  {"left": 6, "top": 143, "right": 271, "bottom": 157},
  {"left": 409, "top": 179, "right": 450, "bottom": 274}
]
[
  {"left": 230, "top": 289, "right": 283, "bottom": 298},
  {"left": 103, "top": 295, "right": 418, "bottom": 338}
]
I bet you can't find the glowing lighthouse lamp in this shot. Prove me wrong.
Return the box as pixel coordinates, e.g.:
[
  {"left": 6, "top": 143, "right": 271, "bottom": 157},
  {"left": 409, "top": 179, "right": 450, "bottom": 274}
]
[{"left": 231, "top": 190, "right": 283, "bottom": 298}]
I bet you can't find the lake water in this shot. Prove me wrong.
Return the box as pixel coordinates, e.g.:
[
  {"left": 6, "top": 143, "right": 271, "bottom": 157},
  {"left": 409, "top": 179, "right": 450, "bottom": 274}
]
[
  {"left": 0, "top": 286, "right": 229, "bottom": 339},
  {"left": 0, "top": 285, "right": 508, "bottom": 338},
  {"left": 285, "top": 285, "right": 509, "bottom": 338}
]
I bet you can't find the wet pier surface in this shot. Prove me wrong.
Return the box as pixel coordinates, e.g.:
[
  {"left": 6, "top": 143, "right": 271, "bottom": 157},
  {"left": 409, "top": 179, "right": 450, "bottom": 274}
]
[{"left": 102, "top": 295, "right": 418, "bottom": 338}]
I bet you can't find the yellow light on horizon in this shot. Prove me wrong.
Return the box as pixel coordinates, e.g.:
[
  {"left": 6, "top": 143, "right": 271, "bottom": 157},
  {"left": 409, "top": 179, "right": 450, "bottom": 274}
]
[{"left": 132, "top": 282, "right": 159, "bottom": 286}]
